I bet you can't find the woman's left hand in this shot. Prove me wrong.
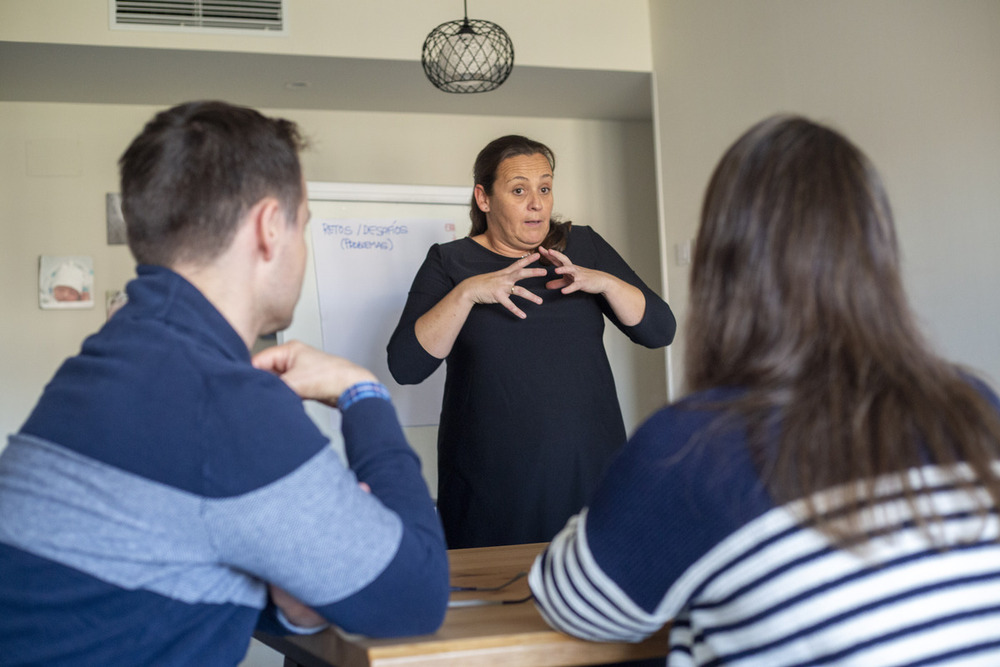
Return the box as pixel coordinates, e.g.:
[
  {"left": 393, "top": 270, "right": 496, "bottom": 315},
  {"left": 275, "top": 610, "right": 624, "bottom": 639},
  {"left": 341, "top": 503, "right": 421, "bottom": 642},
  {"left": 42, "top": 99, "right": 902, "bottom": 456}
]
[
  {"left": 538, "top": 246, "right": 646, "bottom": 326},
  {"left": 539, "top": 246, "right": 612, "bottom": 295}
]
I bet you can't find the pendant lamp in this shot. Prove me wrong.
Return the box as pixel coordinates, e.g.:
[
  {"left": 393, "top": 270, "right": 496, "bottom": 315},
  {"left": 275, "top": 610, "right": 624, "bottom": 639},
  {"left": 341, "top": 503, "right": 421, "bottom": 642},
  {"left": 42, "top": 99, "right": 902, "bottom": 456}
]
[{"left": 421, "top": 0, "right": 514, "bottom": 94}]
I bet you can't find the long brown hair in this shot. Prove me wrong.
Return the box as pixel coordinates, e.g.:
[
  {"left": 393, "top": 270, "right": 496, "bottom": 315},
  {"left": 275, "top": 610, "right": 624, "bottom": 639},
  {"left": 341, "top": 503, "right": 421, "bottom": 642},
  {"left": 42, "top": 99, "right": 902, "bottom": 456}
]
[
  {"left": 685, "top": 115, "right": 1000, "bottom": 541},
  {"left": 469, "top": 135, "right": 571, "bottom": 253}
]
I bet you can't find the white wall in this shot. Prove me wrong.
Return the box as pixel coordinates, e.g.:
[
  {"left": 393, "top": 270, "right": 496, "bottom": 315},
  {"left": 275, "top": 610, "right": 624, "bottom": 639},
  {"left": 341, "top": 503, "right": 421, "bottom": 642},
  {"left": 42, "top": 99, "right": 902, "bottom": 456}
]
[
  {"left": 650, "top": 0, "right": 1000, "bottom": 395},
  {"left": 0, "top": 0, "right": 653, "bottom": 71}
]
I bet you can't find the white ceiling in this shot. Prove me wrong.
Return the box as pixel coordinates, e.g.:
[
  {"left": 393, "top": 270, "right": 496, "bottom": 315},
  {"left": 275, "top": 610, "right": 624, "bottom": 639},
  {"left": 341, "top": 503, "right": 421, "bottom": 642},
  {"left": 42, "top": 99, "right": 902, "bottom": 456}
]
[{"left": 0, "top": 41, "right": 653, "bottom": 121}]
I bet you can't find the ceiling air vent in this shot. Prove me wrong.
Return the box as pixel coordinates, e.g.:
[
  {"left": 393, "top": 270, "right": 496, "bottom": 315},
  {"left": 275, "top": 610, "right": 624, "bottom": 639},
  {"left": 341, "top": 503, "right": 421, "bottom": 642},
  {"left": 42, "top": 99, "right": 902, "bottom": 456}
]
[{"left": 113, "top": 0, "right": 284, "bottom": 33}]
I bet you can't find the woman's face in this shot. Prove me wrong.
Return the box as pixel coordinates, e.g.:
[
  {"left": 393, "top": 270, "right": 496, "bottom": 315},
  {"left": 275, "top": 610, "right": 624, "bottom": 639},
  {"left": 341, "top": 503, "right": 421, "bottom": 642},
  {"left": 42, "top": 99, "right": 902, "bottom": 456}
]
[{"left": 476, "top": 153, "right": 553, "bottom": 256}]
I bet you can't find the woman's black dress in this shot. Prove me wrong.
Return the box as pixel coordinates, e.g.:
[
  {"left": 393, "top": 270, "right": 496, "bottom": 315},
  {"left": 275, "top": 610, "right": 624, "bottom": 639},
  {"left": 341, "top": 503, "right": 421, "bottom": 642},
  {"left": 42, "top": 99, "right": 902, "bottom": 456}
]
[{"left": 387, "top": 226, "right": 675, "bottom": 548}]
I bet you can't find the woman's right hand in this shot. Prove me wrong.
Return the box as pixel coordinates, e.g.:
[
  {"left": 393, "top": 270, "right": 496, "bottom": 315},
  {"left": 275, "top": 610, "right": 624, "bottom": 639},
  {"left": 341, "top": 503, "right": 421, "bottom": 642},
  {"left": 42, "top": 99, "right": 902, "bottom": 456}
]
[
  {"left": 465, "top": 252, "right": 546, "bottom": 318},
  {"left": 414, "top": 252, "right": 547, "bottom": 359}
]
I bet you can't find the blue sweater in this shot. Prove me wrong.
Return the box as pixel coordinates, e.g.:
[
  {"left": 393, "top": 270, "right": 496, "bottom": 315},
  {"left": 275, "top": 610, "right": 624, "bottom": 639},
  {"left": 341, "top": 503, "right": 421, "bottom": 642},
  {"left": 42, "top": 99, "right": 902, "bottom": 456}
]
[
  {"left": 0, "top": 266, "right": 448, "bottom": 666},
  {"left": 530, "top": 386, "right": 1000, "bottom": 666}
]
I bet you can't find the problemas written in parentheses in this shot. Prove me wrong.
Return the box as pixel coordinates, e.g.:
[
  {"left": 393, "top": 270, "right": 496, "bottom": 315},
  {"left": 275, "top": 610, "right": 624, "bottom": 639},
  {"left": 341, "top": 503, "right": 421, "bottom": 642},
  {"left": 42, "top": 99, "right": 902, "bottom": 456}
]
[{"left": 320, "top": 221, "right": 409, "bottom": 251}]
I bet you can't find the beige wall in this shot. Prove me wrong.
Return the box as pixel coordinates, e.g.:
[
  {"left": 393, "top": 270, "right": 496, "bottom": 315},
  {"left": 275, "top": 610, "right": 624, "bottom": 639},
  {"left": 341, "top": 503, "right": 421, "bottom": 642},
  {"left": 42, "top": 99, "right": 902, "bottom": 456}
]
[
  {"left": 0, "top": 102, "right": 665, "bottom": 447},
  {"left": 650, "top": 0, "right": 1000, "bottom": 396},
  {"left": 0, "top": 0, "right": 653, "bottom": 70}
]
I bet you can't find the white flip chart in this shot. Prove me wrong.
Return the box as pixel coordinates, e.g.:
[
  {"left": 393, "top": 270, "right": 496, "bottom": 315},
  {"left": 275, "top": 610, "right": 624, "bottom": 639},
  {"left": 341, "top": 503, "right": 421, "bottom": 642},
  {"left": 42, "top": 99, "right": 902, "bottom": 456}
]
[
  {"left": 310, "top": 216, "right": 457, "bottom": 425},
  {"left": 279, "top": 183, "right": 470, "bottom": 489}
]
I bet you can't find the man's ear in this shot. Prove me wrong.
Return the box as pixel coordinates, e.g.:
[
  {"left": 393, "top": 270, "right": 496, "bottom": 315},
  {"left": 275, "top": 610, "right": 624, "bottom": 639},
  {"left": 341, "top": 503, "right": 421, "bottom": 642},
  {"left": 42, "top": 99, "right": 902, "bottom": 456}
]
[
  {"left": 473, "top": 184, "right": 490, "bottom": 213},
  {"left": 250, "top": 197, "right": 285, "bottom": 261}
]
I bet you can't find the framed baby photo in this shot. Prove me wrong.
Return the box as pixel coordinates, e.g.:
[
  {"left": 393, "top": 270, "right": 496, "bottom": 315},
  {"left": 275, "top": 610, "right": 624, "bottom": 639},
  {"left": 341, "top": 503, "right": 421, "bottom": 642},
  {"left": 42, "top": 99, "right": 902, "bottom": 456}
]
[{"left": 39, "top": 255, "right": 95, "bottom": 309}]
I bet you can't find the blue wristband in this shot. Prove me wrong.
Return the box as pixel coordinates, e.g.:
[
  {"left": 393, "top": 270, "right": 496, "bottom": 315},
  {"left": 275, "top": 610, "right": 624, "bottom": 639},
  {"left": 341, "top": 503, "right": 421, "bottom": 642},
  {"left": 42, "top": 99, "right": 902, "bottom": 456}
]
[{"left": 338, "top": 381, "right": 391, "bottom": 412}]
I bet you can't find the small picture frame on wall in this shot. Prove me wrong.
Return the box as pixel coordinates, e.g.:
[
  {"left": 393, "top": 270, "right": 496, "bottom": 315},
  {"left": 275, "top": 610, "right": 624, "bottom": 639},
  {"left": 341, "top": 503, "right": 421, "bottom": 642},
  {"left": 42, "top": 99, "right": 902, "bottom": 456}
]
[
  {"left": 39, "top": 255, "right": 95, "bottom": 309},
  {"left": 106, "top": 193, "right": 126, "bottom": 245},
  {"left": 105, "top": 288, "right": 128, "bottom": 320}
]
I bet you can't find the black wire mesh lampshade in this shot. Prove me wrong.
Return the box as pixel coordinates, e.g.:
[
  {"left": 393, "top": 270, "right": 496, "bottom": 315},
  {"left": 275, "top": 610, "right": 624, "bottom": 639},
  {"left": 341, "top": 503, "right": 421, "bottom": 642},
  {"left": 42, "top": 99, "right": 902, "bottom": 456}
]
[{"left": 421, "top": 13, "right": 514, "bottom": 94}]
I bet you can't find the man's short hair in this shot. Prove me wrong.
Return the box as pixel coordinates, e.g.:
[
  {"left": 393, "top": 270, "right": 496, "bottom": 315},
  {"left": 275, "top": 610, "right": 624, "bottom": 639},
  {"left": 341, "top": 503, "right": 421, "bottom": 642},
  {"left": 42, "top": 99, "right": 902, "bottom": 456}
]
[{"left": 119, "top": 101, "right": 307, "bottom": 266}]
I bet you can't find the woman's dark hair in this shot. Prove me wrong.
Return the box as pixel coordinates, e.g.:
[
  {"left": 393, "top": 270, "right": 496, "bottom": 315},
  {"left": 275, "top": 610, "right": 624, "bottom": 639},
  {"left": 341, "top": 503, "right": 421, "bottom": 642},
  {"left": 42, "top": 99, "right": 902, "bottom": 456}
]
[
  {"left": 685, "top": 115, "right": 1000, "bottom": 542},
  {"left": 469, "top": 135, "right": 571, "bottom": 252},
  {"left": 119, "top": 100, "right": 307, "bottom": 267}
]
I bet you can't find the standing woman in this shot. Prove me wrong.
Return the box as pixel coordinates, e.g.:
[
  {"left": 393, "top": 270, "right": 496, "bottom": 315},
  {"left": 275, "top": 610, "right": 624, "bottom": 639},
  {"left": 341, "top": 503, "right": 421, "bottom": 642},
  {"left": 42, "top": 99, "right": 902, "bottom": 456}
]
[
  {"left": 530, "top": 116, "right": 1000, "bottom": 665},
  {"left": 387, "top": 135, "right": 675, "bottom": 548}
]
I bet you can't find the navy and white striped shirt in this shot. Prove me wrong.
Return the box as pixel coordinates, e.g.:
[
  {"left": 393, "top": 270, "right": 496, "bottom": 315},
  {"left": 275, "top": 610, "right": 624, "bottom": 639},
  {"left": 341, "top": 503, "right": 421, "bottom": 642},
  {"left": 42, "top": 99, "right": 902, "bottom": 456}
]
[{"left": 530, "top": 387, "right": 1000, "bottom": 666}]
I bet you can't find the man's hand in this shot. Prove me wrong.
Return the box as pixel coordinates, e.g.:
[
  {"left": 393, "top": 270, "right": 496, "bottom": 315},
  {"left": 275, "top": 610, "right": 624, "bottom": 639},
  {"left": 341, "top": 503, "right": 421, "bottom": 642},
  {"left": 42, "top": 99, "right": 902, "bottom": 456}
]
[
  {"left": 269, "top": 585, "right": 328, "bottom": 631},
  {"left": 252, "top": 340, "right": 377, "bottom": 407}
]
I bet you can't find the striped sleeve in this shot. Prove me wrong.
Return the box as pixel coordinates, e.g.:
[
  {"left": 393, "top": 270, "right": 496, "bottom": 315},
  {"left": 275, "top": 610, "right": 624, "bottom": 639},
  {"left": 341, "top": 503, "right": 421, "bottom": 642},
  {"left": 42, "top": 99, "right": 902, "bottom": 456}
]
[
  {"left": 532, "top": 463, "right": 1000, "bottom": 666},
  {"left": 529, "top": 511, "right": 669, "bottom": 642}
]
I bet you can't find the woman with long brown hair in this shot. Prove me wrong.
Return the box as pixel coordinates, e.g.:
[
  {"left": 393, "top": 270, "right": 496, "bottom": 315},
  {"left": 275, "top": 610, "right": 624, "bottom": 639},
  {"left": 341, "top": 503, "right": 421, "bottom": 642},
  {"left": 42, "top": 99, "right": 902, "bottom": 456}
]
[{"left": 530, "top": 116, "right": 1000, "bottom": 665}]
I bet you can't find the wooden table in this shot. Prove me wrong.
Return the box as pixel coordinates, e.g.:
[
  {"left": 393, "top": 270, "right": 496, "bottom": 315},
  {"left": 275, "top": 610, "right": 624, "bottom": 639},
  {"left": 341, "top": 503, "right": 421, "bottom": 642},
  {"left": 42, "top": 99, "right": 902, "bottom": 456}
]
[{"left": 254, "top": 542, "right": 671, "bottom": 667}]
